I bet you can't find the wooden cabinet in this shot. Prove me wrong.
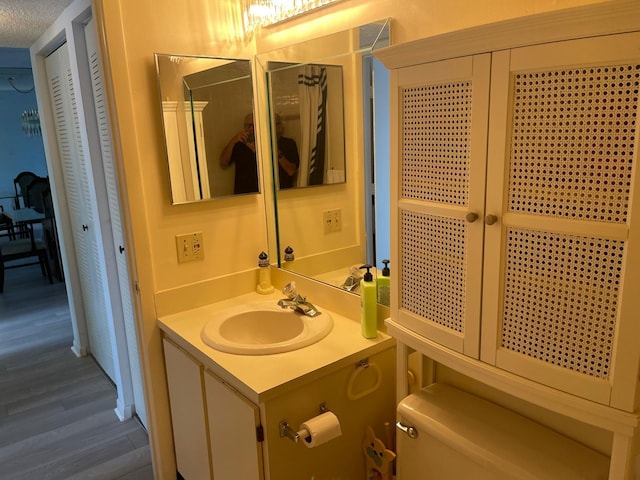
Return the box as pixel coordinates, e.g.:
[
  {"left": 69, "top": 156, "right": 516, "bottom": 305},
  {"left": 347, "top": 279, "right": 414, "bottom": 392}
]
[
  {"left": 391, "top": 53, "right": 490, "bottom": 359},
  {"left": 204, "top": 371, "right": 264, "bottom": 480},
  {"left": 387, "top": 30, "right": 640, "bottom": 412},
  {"left": 482, "top": 33, "right": 640, "bottom": 411},
  {"left": 163, "top": 338, "right": 262, "bottom": 480},
  {"left": 162, "top": 338, "right": 212, "bottom": 479},
  {"left": 377, "top": 5, "right": 640, "bottom": 477},
  {"left": 162, "top": 333, "right": 396, "bottom": 479}
]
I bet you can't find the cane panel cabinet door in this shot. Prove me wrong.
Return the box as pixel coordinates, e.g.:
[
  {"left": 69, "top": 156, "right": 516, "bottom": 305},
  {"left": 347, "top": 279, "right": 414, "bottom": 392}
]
[
  {"left": 481, "top": 32, "right": 640, "bottom": 412},
  {"left": 392, "top": 31, "right": 640, "bottom": 411},
  {"left": 393, "top": 54, "right": 491, "bottom": 359}
]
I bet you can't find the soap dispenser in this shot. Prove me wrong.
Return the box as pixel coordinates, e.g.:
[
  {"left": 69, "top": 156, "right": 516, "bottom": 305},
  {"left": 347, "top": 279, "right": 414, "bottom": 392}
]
[
  {"left": 359, "top": 265, "right": 377, "bottom": 339},
  {"left": 256, "top": 251, "right": 274, "bottom": 294},
  {"left": 377, "top": 259, "right": 390, "bottom": 307}
]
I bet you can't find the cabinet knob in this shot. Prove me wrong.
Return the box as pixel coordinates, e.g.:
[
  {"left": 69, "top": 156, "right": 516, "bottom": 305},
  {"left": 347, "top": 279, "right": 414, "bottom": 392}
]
[
  {"left": 466, "top": 212, "right": 479, "bottom": 223},
  {"left": 82, "top": 224, "right": 88, "bottom": 231},
  {"left": 119, "top": 245, "right": 125, "bottom": 254},
  {"left": 485, "top": 214, "right": 498, "bottom": 226}
]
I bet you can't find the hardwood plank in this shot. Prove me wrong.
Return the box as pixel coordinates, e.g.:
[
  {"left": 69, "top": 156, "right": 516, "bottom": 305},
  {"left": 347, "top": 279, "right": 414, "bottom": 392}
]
[
  {"left": 0, "top": 264, "right": 154, "bottom": 479},
  {"left": 65, "top": 445, "right": 153, "bottom": 480}
]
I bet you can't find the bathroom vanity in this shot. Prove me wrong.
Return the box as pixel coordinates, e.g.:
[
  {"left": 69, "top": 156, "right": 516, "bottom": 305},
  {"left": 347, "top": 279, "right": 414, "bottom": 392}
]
[{"left": 158, "top": 291, "right": 396, "bottom": 480}]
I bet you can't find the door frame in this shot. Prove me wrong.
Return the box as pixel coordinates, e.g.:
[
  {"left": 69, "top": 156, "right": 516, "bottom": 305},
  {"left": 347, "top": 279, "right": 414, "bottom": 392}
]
[{"left": 30, "top": 0, "right": 139, "bottom": 423}]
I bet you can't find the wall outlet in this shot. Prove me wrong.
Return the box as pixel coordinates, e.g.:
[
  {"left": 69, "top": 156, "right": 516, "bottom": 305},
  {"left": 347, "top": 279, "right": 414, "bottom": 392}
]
[
  {"left": 176, "top": 232, "right": 204, "bottom": 263},
  {"left": 322, "top": 209, "right": 342, "bottom": 233}
]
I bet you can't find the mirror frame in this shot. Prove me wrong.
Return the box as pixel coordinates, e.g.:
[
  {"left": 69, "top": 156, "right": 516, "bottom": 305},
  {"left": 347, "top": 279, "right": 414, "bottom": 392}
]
[{"left": 154, "top": 54, "right": 260, "bottom": 204}]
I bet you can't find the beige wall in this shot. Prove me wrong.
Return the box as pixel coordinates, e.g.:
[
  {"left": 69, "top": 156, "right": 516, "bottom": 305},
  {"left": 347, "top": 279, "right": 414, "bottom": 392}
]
[{"left": 93, "top": 0, "right": 609, "bottom": 477}]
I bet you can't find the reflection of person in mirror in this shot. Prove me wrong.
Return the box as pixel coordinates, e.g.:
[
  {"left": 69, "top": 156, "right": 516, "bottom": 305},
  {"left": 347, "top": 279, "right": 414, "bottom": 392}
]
[
  {"left": 275, "top": 114, "right": 300, "bottom": 189},
  {"left": 220, "top": 113, "right": 259, "bottom": 194}
]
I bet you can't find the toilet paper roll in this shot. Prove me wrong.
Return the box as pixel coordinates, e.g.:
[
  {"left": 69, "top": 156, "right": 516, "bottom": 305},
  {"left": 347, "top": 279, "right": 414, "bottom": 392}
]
[{"left": 298, "top": 411, "right": 342, "bottom": 448}]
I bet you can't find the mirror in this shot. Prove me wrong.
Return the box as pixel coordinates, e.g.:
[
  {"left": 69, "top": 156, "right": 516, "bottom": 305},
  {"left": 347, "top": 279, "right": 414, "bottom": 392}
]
[
  {"left": 257, "top": 20, "right": 391, "bottom": 304},
  {"left": 154, "top": 54, "right": 260, "bottom": 204},
  {"left": 267, "top": 62, "right": 346, "bottom": 189}
]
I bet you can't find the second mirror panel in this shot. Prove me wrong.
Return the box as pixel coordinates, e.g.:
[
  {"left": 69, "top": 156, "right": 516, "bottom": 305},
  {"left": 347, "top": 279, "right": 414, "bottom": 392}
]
[{"left": 259, "top": 20, "right": 390, "bottom": 305}]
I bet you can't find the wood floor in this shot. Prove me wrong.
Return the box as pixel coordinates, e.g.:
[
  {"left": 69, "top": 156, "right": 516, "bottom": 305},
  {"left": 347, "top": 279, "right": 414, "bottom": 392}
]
[{"left": 0, "top": 265, "right": 155, "bottom": 479}]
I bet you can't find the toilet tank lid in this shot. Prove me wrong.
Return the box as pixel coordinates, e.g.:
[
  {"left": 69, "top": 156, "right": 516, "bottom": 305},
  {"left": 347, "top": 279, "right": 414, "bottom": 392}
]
[{"left": 397, "top": 384, "right": 609, "bottom": 480}]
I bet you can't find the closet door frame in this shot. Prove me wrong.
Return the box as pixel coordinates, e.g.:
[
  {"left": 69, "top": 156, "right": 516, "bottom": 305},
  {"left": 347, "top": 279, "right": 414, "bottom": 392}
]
[{"left": 32, "top": 1, "right": 137, "bottom": 423}]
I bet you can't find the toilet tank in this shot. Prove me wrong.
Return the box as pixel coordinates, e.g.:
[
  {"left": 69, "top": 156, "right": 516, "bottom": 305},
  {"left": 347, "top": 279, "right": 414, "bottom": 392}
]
[{"left": 396, "top": 383, "right": 609, "bottom": 480}]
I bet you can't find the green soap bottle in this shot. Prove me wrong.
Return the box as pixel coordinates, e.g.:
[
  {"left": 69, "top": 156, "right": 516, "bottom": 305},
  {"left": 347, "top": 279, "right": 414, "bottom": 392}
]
[
  {"left": 360, "top": 265, "right": 377, "bottom": 339},
  {"left": 377, "top": 259, "right": 390, "bottom": 307}
]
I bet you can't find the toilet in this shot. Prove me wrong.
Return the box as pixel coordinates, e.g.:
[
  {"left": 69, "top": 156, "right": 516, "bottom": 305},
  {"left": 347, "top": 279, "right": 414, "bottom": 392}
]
[{"left": 396, "top": 383, "right": 610, "bottom": 479}]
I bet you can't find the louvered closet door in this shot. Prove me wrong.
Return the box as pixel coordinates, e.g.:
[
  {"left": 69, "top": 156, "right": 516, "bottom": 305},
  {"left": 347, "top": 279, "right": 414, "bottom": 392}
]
[
  {"left": 482, "top": 32, "right": 640, "bottom": 409},
  {"left": 84, "top": 19, "right": 147, "bottom": 428},
  {"left": 395, "top": 54, "right": 490, "bottom": 357},
  {"left": 45, "top": 44, "right": 116, "bottom": 381}
]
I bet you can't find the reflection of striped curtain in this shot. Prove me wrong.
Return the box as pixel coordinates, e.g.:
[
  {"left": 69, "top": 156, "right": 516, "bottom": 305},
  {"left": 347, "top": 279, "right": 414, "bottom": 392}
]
[{"left": 298, "top": 65, "right": 327, "bottom": 186}]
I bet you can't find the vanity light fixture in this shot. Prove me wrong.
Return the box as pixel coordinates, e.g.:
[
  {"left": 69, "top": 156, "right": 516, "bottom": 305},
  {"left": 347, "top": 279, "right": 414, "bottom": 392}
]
[{"left": 242, "top": 0, "right": 340, "bottom": 32}]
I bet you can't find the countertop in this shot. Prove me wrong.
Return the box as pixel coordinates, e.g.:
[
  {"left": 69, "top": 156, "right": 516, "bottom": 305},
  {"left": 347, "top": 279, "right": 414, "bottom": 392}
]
[{"left": 158, "top": 290, "right": 394, "bottom": 404}]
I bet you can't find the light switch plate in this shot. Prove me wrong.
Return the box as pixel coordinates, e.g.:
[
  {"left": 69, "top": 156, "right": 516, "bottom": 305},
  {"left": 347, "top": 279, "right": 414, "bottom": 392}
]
[
  {"left": 176, "top": 232, "right": 204, "bottom": 263},
  {"left": 323, "top": 209, "right": 342, "bottom": 233}
]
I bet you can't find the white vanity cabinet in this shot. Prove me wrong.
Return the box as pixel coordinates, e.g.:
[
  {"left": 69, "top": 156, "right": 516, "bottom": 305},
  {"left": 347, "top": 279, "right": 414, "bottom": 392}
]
[
  {"left": 162, "top": 338, "right": 212, "bottom": 480},
  {"left": 159, "top": 294, "right": 396, "bottom": 480},
  {"left": 162, "top": 338, "right": 263, "bottom": 480},
  {"left": 204, "top": 370, "right": 264, "bottom": 480},
  {"left": 376, "top": 4, "right": 640, "bottom": 478}
]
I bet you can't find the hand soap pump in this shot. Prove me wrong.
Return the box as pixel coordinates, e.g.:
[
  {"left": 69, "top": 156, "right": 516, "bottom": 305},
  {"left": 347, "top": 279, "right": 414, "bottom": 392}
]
[
  {"left": 360, "top": 265, "right": 377, "bottom": 339},
  {"left": 283, "top": 246, "right": 295, "bottom": 269},
  {"left": 256, "top": 251, "right": 274, "bottom": 294},
  {"left": 377, "top": 259, "right": 390, "bottom": 307}
]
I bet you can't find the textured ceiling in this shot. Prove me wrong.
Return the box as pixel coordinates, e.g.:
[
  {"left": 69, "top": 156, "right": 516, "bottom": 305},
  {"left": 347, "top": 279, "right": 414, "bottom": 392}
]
[{"left": 0, "top": 0, "right": 75, "bottom": 48}]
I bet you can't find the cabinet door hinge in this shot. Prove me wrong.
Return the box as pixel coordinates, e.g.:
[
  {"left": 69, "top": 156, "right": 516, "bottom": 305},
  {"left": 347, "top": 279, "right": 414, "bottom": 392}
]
[{"left": 256, "top": 425, "right": 264, "bottom": 442}]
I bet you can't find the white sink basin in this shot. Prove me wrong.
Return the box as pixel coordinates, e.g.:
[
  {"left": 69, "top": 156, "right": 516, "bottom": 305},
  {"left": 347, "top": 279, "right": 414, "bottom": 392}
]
[{"left": 200, "top": 302, "right": 333, "bottom": 355}]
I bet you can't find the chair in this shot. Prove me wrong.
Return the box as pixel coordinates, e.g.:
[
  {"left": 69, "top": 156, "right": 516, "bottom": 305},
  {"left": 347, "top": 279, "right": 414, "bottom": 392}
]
[
  {"left": 0, "top": 221, "right": 53, "bottom": 293},
  {"left": 24, "top": 177, "right": 50, "bottom": 213},
  {"left": 0, "top": 206, "right": 15, "bottom": 240},
  {"left": 13, "top": 171, "right": 38, "bottom": 209}
]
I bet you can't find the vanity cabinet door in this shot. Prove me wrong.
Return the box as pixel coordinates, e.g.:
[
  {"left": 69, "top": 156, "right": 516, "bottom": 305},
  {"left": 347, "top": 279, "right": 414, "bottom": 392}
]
[
  {"left": 393, "top": 54, "right": 491, "bottom": 358},
  {"left": 162, "top": 338, "right": 212, "bottom": 479},
  {"left": 481, "top": 32, "right": 640, "bottom": 410},
  {"left": 204, "top": 370, "right": 264, "bottom": 480}
]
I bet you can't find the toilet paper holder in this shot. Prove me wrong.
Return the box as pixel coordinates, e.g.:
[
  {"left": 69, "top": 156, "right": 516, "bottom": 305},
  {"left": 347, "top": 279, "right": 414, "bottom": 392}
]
[
  {"left": 279, "top": 421, "right": 302, "bottom": 443},
  {"left": 279, "top": 402, "right": 329, "bottom": 443}
]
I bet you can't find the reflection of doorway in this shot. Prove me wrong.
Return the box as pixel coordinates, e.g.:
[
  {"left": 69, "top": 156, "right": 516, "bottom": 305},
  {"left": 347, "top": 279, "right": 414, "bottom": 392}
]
[{"left": 362, "top": 55, "right": 390, "bottom": 270}]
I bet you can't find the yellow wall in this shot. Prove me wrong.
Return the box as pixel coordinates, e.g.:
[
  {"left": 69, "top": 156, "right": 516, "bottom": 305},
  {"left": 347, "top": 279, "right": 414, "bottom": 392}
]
[{"left": 93, "top": 0, "right": 609, "bottom": 477}]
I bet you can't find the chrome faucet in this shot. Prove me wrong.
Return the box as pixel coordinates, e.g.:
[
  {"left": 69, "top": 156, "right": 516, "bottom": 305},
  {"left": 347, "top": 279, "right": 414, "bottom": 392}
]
[
  {"left": 278, "top": 282, "right": 321, "bottom": 317},
  {"left": 277, "top": 295, "right": 321, "bottom": 317}
]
